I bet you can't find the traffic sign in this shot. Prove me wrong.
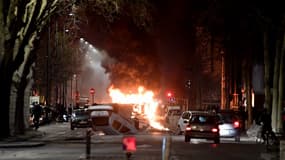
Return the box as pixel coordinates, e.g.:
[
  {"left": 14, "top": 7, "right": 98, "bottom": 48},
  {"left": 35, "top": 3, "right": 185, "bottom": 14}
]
[{"left": 90, "top": 88, "right": 95, "bottom": 95}]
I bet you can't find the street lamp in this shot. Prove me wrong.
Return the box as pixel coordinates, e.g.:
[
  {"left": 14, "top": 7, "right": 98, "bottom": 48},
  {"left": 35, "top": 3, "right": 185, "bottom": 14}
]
[
  {"left": 73, "top": 74, "right": 78, "bottom": 94},
  {"left": 72, "top": 74, "right": 78, "bottom": 105}
]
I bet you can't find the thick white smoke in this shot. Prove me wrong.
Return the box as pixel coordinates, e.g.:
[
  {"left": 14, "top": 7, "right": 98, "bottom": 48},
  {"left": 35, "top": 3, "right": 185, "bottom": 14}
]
[{"left": 78, "top": 40, "right": 114, "bottom": 103}]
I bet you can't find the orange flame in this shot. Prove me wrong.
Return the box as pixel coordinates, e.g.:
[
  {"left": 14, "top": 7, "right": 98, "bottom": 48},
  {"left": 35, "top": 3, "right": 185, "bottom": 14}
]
[{"left": 108, "top": 85, "right": 168, "bottom": 131}]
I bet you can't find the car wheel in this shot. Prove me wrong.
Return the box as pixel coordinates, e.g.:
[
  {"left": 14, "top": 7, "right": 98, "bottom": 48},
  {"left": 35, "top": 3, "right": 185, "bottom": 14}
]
[
  {"left": 185, "top": 135, "right": 190, "bottom": 142},
  {"left": 214, "top": 138, "right": 220, "bottom": 144},
  {"left": 235, "top": 136, "right": 240, "bottom": 142}
]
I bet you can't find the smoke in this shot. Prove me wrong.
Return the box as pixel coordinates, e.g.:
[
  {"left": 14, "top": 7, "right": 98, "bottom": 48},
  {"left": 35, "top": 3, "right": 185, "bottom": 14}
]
[
  {"left": 79, "top": 17, "right": 163, "bottom": 99},
  {"left": 78, "top": 35, "right": 162, "bottom": 103},
  {"left": 79, "top": 40, "right": 114, "bottom": 103},
  {"left": 100, "top": 26, "right": 162, "bottom": 94},
  {"left": 104, "top": 51, "right": 161, "bottom": 94}
]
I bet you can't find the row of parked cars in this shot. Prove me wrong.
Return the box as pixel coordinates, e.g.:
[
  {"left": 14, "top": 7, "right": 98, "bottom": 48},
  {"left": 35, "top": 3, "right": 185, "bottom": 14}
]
[{"left": 177, "top": 110, "right": 243, "bottom": 143}]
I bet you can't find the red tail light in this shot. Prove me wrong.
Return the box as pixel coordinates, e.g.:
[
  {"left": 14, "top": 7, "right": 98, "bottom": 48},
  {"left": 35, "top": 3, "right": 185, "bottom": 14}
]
[
  {"left": 186, "top": 126, "right": 192, "bottom": 131},
  {"left": 211, "top": 128, "right": 218, "bottom": 133},
  {"left": 234, "top": 121, "right": 240, "bottom": 128}
]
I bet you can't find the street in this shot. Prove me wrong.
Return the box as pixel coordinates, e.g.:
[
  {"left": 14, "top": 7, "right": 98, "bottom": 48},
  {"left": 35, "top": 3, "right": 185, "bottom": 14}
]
[
  {"left": 1, "top": 2, "right": 285, "bottom": 160},
  {"left": 0, "top": 122, "right": 276, "bottom": 160}
]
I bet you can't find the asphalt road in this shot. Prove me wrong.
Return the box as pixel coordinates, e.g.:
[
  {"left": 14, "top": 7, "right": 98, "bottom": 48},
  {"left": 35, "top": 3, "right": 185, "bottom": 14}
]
[{"left": 0, "top": 122, "right": 277, "bottom": 160}]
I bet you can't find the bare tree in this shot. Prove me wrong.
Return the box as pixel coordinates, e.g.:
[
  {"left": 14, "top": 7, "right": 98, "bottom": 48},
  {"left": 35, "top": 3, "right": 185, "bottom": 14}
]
[
  {"left": 0, "top": 0, "right": 154, "bottom": 137},
  {"left": 0, "top": 0, "right": 60, "bottom": 137}
]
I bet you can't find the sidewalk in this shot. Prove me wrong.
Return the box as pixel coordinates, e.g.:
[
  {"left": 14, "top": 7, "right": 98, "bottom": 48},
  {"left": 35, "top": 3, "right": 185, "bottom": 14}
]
[
  {"left": 0, "top": 128, "right": 46, "bottom": 148},
  {"left": 0, "top": 122, "right": 122, "bottom": 148}
]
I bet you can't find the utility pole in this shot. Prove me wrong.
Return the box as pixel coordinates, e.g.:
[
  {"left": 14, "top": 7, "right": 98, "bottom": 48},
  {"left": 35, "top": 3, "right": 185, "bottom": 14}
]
[{"left": 185, "top": 79, "right": 191, "bottom": 110}]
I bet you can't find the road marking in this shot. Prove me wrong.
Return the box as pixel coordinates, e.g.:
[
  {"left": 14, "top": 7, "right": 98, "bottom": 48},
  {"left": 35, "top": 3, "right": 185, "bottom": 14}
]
[{"left": 137, "top": 144, "right": 152, "bottom": 148}]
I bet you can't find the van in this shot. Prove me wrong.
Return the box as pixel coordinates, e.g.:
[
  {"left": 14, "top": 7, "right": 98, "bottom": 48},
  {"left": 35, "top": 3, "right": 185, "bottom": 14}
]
[
  {"left": 88, "top": 105, "right": 114, "bottom": 126},
  {"left": 165, "top": 105, "right": 182, "bottom": 131},
  {"left": 88, "top": 104, "right": 138, "bottom": 134}
]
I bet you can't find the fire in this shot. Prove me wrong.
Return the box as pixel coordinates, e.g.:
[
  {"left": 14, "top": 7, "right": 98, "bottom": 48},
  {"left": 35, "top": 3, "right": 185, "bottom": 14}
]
[{"left": 108, "top": 85, "right": 168, "bottom": 131}]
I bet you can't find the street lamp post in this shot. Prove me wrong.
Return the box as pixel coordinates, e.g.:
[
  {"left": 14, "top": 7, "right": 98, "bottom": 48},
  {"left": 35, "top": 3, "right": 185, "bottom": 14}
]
[
  {"left": 75, "top": 74, "right": 78, "bottom": 94},
  {"left": 73, "top": 74, "right": 78, "bottom": 105},
  {"left": 90, "top": 88, "right": 95, "bottom": 105},
  {"left": 185, "top": 79, "right": 191, "bottom": 110},
  {"left": 70, "top": 78, "right": 73, "bottom": 111}
]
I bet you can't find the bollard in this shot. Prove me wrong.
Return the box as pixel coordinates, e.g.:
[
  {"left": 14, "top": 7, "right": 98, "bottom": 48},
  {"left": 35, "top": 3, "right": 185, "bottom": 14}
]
[
  {"left": 280, "top": 140, "right": 285, "bottom": 160},
  {"left": 126, "top": 152, "right": 132, "bottom": 160},
  {"left": 122, "top": 136, "right": 136, "bottom": 160},
  {"left": 86, "top": 128, "right": 92, "bottom": 159},
  {"left": 162, "top": 136, "right": 172, "bottom": 160}
]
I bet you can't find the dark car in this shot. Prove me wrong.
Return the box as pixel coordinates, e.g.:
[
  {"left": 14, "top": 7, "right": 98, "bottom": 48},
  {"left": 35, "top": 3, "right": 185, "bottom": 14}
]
[
  {"left": 184, "top": 111, "right": 220, "bottom": 143},
  {"left": 217, "top": 110, "right": 243, "bottom": 142},
  {"left": 70, "top": 109, "right": 91, "bottom": 130}
]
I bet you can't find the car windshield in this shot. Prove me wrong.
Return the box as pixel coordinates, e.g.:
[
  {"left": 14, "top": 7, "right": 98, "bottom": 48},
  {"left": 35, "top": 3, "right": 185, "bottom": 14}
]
[
  {"left": 190, "top": 115, "right": 217, "bottom": 124},
  {"left": 219, "top": 113, "right": 239, "bottom": 123},
  {"left": 74, "top": 110, "right": 88, "bottom": 116},
  {"left": 182, "top": 112, "right": 191, "bottom": 119}
]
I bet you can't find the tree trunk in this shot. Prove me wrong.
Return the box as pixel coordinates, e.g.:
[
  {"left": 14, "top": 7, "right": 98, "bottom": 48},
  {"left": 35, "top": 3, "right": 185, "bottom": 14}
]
[
  {"left": 272, "top": 38, "right": 281, "bottom": 132},
  {"left": 0, "top": 7, "right": 11, "bottom": 138},
  {"left": 15, "top": 49, "right": 36, "bottom": 135},
  {"left": 0, "top": 0, "right": 64, "bottom": 138},
  {"left": 246, "top": 58, "right": 253, "bottom": 126},
  {"left": 246, "top": 80, "right": 252, "bottom": 127},
  {"left": 225, "top": 50, "right": 231, "bottom": 110},
  {"left": 0, "top": 73, "right": 12, "bottom": 138},
  {"left": 0, "top": 8, "right": 20, "bottom": 137},
  {"left": 15, "top": 82, "right": 26, "bottom": 135},
  {"left": 263, "top": 32, "right": 271, "bottom": 111},
  {"left": 0, "top": 38, "right": 18, "bottom": 138},
  {"left": 277, "top": 33, "right": 285, "bottom": 132}
]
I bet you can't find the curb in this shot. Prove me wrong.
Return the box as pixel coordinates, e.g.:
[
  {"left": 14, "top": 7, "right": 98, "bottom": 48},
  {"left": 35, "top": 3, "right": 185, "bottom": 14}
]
[{"left": 0, "top": 142, "right": 46, "bottom": 148}]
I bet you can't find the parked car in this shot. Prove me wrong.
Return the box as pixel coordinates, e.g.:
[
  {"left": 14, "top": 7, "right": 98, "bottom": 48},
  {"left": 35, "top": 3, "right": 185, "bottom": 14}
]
[
  {"left": 177, "top": 111, "right": 197, "bottom": 135},
  {"left": 217, "top": 110, "right": 242, "bottom": 142},
  {"left": 70, "top": 108, "right": 91, "bottom": 130},
  {"left": 177, "top": 111, "right": 190, "bottom": 134},
  {"left": 184, "top": 111, "right": 220, "bottom": 143}
]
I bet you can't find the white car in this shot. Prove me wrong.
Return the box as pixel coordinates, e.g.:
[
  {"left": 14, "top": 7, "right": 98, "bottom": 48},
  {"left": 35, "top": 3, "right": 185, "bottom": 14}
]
[{"left": 177, "top": 111, "right": 192, "bottom": 134}]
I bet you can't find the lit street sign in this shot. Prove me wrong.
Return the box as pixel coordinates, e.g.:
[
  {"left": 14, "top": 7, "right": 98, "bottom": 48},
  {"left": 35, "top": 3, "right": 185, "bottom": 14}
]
[{"left": 90, "top": 88, "right": 95, "bottom": 95}]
